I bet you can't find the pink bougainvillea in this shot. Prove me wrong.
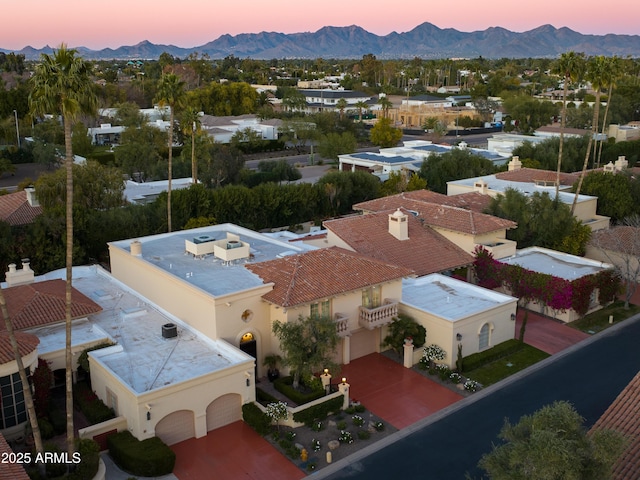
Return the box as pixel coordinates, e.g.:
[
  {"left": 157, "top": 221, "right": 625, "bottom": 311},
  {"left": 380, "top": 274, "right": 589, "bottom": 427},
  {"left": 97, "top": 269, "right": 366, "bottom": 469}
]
[{"left": 473, "top": 247, "right": 620, "bottom": 316}]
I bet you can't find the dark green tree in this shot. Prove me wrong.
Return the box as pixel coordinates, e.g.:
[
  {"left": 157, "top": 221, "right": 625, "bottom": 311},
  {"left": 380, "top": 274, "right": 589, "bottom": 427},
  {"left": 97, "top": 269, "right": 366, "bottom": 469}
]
[{"left": 479, "top": 401, "right": 626, "bottom": 480}]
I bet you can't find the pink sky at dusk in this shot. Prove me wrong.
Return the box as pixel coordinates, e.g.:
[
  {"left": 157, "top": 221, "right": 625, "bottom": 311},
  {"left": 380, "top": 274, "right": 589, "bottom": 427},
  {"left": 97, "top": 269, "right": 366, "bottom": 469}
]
[{"left": 3, "top": 0, "right": 640, "bottom": 51}]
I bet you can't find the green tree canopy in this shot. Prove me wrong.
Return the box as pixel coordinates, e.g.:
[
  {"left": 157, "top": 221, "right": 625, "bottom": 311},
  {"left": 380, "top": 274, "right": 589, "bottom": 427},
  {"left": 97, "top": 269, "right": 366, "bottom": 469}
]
[
  {"left": 370, "top": 117, "right": 402, "bottom": 148},
  {"left": 418, "top": 148, "right": 496, "bottom": 194},
  {"left": 479, "top": 401, "right": 627, "bottom": 480},
  {"left": 272, "top": 315, "right": 339, "bottom": 389}
]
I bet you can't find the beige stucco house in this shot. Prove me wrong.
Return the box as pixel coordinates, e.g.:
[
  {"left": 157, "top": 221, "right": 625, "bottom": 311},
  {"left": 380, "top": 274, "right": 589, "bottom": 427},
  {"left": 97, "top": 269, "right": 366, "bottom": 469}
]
[{"left": 447, "top": 157, "right": 610, "bottom": 231}]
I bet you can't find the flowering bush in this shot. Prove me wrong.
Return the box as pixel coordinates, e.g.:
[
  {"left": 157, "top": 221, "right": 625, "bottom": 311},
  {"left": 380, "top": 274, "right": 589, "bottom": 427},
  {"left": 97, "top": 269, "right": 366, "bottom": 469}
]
[
  {"left": 374, "top": 421, "right": 385, "bottom": 432},
  {"left": 449, "top": 372, "right": 462, "bottom": 383},
  {"left": 473, "top": 247, "right": 619, "bottom": 317},
  {"left": 464, "top": 380, "right": 479, "bottom": 392},
  {"left": 311, "top": 438, "right": 321, "bottom": 452},
  {"left": 423, "top": 344, "right": 447, "bottom": 362},
  {"left": 265, "top": 401, "right": 288, "bottom": 425},
  {"left": 311, "top": 421, "right": 324, "bottom": 432},
  {"left": 339, "top": 430, "right": 354, "bottom": 444},
  {"left": 352, "top": 415, "right": 365, "bottom": 427}
]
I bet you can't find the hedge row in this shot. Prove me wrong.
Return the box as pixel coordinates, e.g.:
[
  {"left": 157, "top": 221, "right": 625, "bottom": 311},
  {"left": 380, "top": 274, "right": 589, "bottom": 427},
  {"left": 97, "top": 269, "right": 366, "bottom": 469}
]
[
  {"left": 292, "top": 396, "right": 344, "bottom": 426},
  {"left": 242, "top": 402, "right": 271, "bottom": 436},
  {"left": 462, "top": 339, "right": 524, "bottom": 372},
  {"left": 273, "top": 376, "right": 325, "bottom": 405},
  {"left": 73, "top": 381, "right": 115, "bottom": 424},
  {"left": 107, "top": 430, "right": 175, "bottom": 477}
]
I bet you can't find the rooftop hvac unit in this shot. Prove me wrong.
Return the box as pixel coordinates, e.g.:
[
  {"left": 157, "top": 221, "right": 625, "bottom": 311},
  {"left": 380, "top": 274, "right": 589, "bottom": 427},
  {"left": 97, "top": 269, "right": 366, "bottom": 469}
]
[{"left": 162, "top": 323, "right": 178, "bottom": 339}]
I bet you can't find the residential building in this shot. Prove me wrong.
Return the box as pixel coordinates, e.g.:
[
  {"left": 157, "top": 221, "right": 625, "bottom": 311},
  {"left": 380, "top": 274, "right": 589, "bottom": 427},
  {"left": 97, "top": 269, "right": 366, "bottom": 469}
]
[
  {"left": 0, "top": 188, "right": 42, "bottom": 226},
  {"left": 299, "top": 89, "right": 375, "bottom": 114},
  {"left": 447, "top": 157, "right": 610, "bottom": 231},
  {"left": 353, "top": 191, "right": 517, "bottom": 258},
  {"left": 198, "top": 114, "right": 282, "bottom": 143}
]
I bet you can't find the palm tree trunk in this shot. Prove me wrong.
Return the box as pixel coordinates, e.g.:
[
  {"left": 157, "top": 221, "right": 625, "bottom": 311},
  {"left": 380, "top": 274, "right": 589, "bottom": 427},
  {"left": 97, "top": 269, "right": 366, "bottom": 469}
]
[
  {"left": 572, "top": 93, "right": 601, "bottom": 214},
  {"left": 0, "top": 288, "right": 45, "bottom": 475},
  {"left": 596, "top": 83, "right": 614, "bottom": 168},
  {"left": 167, "top": 109, "right": 173, "bottom": 232},
  {"left": 191, "top": 125, "right": 197, "bottom": 184},
  {"left": 64, "top": 114, "right": 76, "bottom": 461},
  {"left": 556, "top": 78, "right": 569, "bottom": 199}
]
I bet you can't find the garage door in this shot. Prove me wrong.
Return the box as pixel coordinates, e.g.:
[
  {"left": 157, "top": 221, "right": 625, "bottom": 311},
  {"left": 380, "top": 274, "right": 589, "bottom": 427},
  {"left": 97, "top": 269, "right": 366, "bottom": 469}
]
[
  {"left": 350, "top": 328, "right": 378, "bottom": 361},
  {"left": 155, "top": 410, "right": 195, "bottom": 446},
  {"left": 206, "top": 393, "right": 241, "bottom": 431}
]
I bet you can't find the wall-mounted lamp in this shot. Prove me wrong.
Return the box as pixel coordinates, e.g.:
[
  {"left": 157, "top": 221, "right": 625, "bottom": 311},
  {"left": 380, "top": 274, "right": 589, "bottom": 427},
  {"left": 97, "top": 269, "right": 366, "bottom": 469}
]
[
  {"left": 145, "top": 404, "right": 152, "bottom": 411},
  {"left": 456, "top": 333, "right": 462, "bottom": 341},
  {"left": 511, "top": 313, "right": 516, "bottom": 321},
  {"left": 246, "top": 378, "right": 250, "bottom": 387},
  {"left": 341, "top": 377, "right": 347, "bottom": 385},
  {"left": 225, "top": 302, "right": 232, "bottom": 307},
  {"left": 323, "top": 368, "right": 329, "bottom": 375},
  {"left": 146, "top": 411, "right": 151, "bottom": 421}
]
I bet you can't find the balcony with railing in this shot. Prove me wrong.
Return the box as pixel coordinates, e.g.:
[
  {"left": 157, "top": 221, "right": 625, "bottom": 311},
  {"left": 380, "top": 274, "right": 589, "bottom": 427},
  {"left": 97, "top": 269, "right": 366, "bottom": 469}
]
[
  {"left": 358, "top": 299, "right": 398, "bottom": 330},
  {"left": 334, "top": 312, "right": 350, "bottom": 337}
]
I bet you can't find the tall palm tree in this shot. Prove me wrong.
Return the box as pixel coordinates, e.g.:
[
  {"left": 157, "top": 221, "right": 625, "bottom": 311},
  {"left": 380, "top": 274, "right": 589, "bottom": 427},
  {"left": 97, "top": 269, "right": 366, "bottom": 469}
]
[
  {"left": 155, "top": 73, "right": 186, "bottom": 232},
  {"left": 0, "top": 287, "right": 44, "bottom": 474},
  {"left": 551, "top": 51, "right": 585, "bottom": 199},
  {"left": 181, "top": 107, "right": 201, "bottom": 184},
  {"left": 29, "top": 43, "right": 97, "bottom": 460},
  {"left": 595, "top": 56, "right": 623, "bottom": 168},
  {"left": 572, "top": 55, "right": 609, "bottom": 214},
  {"left": 354, "top": 100, "right": 369, "bottom": 122},
  {"left": 335, "top": 98, "right": 348, "bottom": 121},
  {"left": 377, "top": 95, "right": 393, "bottom": 119}
]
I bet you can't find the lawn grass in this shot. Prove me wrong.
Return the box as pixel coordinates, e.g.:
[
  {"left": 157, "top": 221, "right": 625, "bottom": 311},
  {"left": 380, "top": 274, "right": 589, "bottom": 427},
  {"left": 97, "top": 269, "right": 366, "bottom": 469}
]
[
  {"left": 568, "top": 301, "right": 640, "bottom": 334},
  {"left": 465, "top": 344, "right": 550, "bottom": 387}
]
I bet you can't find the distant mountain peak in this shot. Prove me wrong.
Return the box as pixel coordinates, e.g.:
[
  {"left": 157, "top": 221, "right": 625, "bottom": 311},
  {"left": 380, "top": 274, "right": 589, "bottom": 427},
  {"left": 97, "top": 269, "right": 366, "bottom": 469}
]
[{"left": 4, "top": 23, "right": 639, "bottom": 60}]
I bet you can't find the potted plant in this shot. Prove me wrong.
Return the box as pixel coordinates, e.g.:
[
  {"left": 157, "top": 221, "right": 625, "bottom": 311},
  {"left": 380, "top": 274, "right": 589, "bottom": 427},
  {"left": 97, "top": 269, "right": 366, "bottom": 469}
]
[{"left": 263, "top": 354, "right": 282, "bottom": 382}]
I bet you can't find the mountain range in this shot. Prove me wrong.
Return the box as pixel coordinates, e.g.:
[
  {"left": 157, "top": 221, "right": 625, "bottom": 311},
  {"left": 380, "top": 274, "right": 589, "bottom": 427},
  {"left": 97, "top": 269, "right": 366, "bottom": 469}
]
[{"left": 4, "top": 23, "right": 640, "bottom": 60}]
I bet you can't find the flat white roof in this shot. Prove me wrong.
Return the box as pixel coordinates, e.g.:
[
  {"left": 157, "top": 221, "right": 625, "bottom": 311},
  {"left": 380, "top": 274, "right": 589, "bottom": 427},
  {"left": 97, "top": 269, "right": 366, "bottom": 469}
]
[
  {"left": 123, "top": 177, "right": 194, "bottom": 204},
  {"left": 447, "top": 174, "right": 594, "bottom": 204},
  {"left": 109, "top": 223, "right": 316, "bottom": 297},
  {"left": 28, "top": 319, "right": 111, "bottom": 356},
  {"left": 401, "top": 273, "right": 516, "bottom": 322},
  {"left": 500, "top": 247, "right": 611, "bottom": 281},
  {"left": 39, "top": 265, "right": 253, "bottom": 395}
]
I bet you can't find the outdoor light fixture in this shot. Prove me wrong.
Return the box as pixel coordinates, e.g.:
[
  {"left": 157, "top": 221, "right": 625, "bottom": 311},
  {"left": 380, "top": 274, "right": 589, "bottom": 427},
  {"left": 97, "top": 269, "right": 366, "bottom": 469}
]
[
  {"left": 324, "top": 368, "right": 329, "bottom": 375},
  {"left": 341, "top": 377, "right": 347, "bottom": 385},
  {"left": 246, "top": 378, "right": 250, "bottom": 387},
  {"left": 511, "top": 313, "right": 516, "bottom": 321},
  {"left": 456, "top": 333, "right": 462, "bottom": 341}
]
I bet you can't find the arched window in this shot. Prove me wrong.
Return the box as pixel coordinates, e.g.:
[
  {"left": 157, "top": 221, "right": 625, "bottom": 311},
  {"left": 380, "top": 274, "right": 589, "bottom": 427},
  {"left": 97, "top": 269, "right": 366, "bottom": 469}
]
[{"left": 479, "top": 323, "right": 490, "bottom": 350}]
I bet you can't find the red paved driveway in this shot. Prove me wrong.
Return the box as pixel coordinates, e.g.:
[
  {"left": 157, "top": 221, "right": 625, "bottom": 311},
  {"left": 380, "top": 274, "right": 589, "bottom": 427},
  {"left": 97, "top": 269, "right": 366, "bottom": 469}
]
[
  {"left": 171, "top": 421, "right": 304, "bottom": 480},
  {"left": 514, "top": 309, "right": 589, "bottom": 354},
  {"left": 339, "top": 353, "right": 463, "bottom": 429}
]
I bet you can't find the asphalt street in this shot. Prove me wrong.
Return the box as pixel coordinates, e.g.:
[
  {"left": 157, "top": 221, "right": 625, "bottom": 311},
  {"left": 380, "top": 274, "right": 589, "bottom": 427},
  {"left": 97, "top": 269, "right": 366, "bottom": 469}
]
[{"left": 319, "top": 316, "right": 640, "bottom": 480}]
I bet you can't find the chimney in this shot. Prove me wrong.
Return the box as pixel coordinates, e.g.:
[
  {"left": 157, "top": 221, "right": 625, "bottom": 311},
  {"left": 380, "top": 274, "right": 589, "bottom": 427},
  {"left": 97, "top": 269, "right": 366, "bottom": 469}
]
[
  {"left": 389, "top": 208, "right": 409, "bottom": 241},
  {"left": 614, "top": 156, "right": 628, "bottom": 172},
  {"left": 24, "top": 187, "right": 39, "bottom": 207},
  {"left": 508, "top": 156, "right": 522, "bottom": 171},
  {"left": 6, "top": 259, "right": 35, "bottom": 287},
  {"left": 474, "top": 179, "right": 488, "bottom": 195},
  {"left": 130, "top": 240, "right": 142, "bottom": 256}
]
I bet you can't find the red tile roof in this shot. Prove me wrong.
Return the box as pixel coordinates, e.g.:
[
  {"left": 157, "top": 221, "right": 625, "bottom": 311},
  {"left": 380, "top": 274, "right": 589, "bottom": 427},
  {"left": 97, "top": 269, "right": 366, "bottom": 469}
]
[
  {"left": 354, "top": 192, "right": 515, "bottom": 235},
  {"left": 589, "top": 226, "right": 640, "bottom": 256},
  {"left": 245, "top": 247, "right": 412, "bottom": 307},
  {"left": 2, "top": 279, "right": 102, "bottom": 331},
  {"left": 0, "top": 433, "right": 30, "bottom": 480},
  {"left": 324, "top": 210, "right": 474, "bottom": 276},
  {"left": 494, "top": 167, "right": 579, "bottom": 186},
  {"left": 0, "top": 330, "right": 39, "bottom": 364},
  {"left": 0, "top": 190, "right": 43, "bottom": 226},
  {"left": 591, "top": 370, "right": 640, "bottom": 479}
]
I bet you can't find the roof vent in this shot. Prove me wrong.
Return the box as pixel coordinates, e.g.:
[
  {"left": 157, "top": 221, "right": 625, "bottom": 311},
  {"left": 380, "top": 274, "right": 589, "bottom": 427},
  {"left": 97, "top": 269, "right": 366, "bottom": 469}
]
[{"left": 162, "top": 323, "right": 177, "bottom": 339}]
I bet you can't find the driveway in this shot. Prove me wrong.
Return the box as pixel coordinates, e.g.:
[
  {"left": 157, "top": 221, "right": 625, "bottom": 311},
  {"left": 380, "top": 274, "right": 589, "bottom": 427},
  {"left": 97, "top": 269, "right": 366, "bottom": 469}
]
[{"left": 514, "top": 309, "right": 590, "bottom": 354}]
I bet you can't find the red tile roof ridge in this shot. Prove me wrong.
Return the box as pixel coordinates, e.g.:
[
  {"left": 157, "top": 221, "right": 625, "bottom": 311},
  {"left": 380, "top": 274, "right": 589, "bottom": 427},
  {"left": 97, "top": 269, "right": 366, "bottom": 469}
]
[{"left": 0, "top": 330, "right": 40, "bottom": 365}]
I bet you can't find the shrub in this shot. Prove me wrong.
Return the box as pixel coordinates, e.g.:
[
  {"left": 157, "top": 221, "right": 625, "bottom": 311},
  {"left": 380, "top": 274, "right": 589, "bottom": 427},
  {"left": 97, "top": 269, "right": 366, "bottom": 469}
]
[
  {"left": 256, "top": 387, "right": 278, "bottom": 405},
  {"left": 32, "top": 359, "right": 53, "bottom": 418},
  {"left": 374, "top": 421, "right": 385, "bottom": 431},
  {"left": 292, "top": 395, "right": 343, "bottom": 426},
  {"left": 338, "top": 430, "right": 354, "bottom": 444},
  {"left": 311, "top": 421, "right": 324, "bottom": 432},
  {"left": 354, "top": 404, "right": 366, "bottom": 413},
  {"left": 311, "top": 438, "right": 321, "bottom": 451},
  {"left": 48, "top": 407, "right": 66, "bottom": 435},
  {"left": 358, "top": 430, "right": 371, "bottom": 440},
  {"left": 436, "top": 364, "right": 451, "bottom": 381},
  {"left": 464, "top": 380, "right": 480, "bottom": 392},
  {"left": 107, "top": 431, "right": 175, "bottom": 477},
  {"left": 337, "top": 420, "right": 347, "bottom": 430},
  {"left": 73, "top": 381, "right": 115, "bottom": 424},
  {"left": 463, "top": 340, "right": 523, "bottom": 372},
  {"left": 77, "top": 342, "right": 114, "bottom": 379},
  {"left": 38, "top": 418, "right": 55, "bottom": 440},
  {"left": 67, "top": 438, "right": 101, "bottom": 480},
  {"left": 273, "top": 376, "right": 325, "bottom": 405},
  {"left": 242, "top": 403, "right": 271, "bottom": 436},
  {"left": 352, "top": 415, "right": 365, "bottom": 427}
]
